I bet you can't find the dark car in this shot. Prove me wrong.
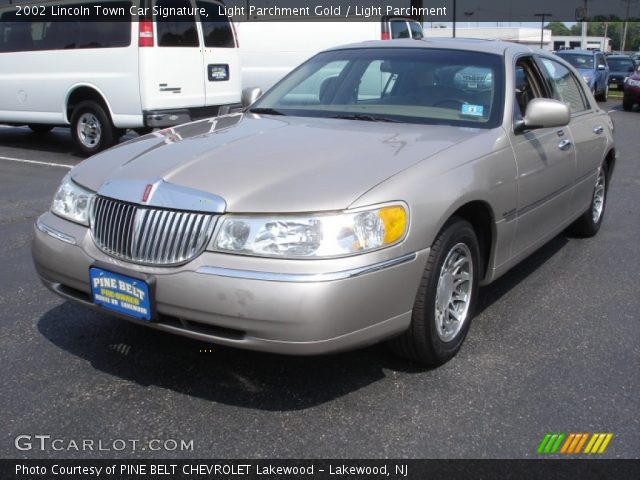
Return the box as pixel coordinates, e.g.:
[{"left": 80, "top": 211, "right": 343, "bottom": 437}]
[
  {"left": 623, "top": 67, "right": 640, "bottom": 111},
  {"left": 606, "top": 55, "right": 636, "bottom": 90},
  {"left": 555, "top": 50, "right": 609, "bottom": 101}
]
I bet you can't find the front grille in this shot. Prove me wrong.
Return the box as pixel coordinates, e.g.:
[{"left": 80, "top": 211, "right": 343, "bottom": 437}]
[{"left": 91, "top": 196, "right": 217, "bottom": 265}]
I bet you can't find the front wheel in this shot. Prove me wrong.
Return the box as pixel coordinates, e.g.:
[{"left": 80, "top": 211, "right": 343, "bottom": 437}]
[
  {"left": 622, "top": 96, "right": 633, "bottom": 111},
  {"left": 569, "top": 164, "right": 608, "bottom": 237},
  {"left": 388, "top": 218, "right": 480, "bottom": 365},
  {"left": 70, "top": 100, "right": 116, "bottom": 156}
]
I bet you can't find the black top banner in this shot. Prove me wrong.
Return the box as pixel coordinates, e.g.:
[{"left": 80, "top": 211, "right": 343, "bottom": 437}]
[{"left": 0, "top": 0, "right": 638, "bottom": 22}]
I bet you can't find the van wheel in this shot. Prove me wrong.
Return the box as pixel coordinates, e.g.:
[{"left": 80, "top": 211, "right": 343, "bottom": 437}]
[
  {"left": 70, "top": 101, "right": 115, "bottom": 156},
  {"left": 388, "top": 217, "right": 480, "bottom": 365},
  {"left": 569, "top": 164, "right": 608, "bottom": 237},
  {"left": 28, "top": 124, "right": 54, "bottom": 133}
]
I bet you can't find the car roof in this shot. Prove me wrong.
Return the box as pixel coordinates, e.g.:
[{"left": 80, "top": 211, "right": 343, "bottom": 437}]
[
  {"left": 323, "top": 38, "right": 536, "bottom": 56},
  {"left": 606, "top": 54, "right": 633, "bottom": 59}
]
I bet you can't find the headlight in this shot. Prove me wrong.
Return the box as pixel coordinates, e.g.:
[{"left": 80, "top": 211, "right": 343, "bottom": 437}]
[
  {"left": 211, "top": 204, "right": 408, "bottom": 258},
  {"left": 51, "top": 174, "right": 94, "bottom": 226},
  {"left": 582, "top": 75, "right": 592, "bottom": 84},
  {"left": 627, "top": 78, "right": 640, "bottom": 87}
]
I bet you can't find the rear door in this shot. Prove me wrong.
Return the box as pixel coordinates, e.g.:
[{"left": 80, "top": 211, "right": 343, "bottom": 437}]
[
  {"left": 139, "top": 0, "right": 205, "bottom": 110},
  {"left": 538, "top": 56, "right": 607, "bottom": 218},
  {"left": 196, "top": 0, "right": 241, "bottom": 106}
]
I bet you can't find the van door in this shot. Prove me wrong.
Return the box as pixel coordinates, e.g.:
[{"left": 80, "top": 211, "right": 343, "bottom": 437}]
[
  {"left": 195, "top": 0, "right": 241, "bottom": 107},
  {"left": 139, "top": 0, "right": 205, "bottom": 110}
]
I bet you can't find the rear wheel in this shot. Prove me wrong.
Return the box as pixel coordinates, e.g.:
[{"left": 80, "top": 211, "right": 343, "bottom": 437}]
[
  {"left": 569, "top": 164, "right": 608, "bottom": 237},
  {"left": 70, "top": 100, "right": 116, "bottom": 156},
  {"left": 28, "top": 124, "right": 54, "bottom": 134},
  {"left": 389, "top": 218, "right": 480, "bottom": 365},
  {"left": 596, "top": 83, "right": 608, "bottom": 102}
]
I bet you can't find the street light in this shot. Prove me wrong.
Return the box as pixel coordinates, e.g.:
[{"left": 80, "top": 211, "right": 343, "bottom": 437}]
[{"left": 534, "top": 13, "right": 552, "bottom": 50}]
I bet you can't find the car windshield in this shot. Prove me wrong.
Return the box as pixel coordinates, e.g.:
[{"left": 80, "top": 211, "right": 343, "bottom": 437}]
[
  {"left": 607, "top": 58, "right": 635, "bottom": 72},
  {"left": 250, "top": 48, "right": 504, "bottom": 128},
  {"left": 558, "top": 54, "right": 594, "bottom": 70}
]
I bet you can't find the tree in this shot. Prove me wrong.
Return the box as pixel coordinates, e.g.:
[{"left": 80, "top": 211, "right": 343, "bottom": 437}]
[{"left": 545, "top": 21, "right": 571, "bottom": 36}]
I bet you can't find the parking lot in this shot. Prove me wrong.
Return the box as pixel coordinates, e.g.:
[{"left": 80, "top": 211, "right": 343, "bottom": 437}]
[{"left": 1, "top": 99, "right": 638, "bottom": 459}]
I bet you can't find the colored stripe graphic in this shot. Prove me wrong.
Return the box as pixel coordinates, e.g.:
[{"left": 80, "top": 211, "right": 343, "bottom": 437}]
[
  {"left": 585, "top": 433, "right": 614, "bottom": 454},
  {"left": 538, "top": 433, "right": 613, "bottom": 454},
  {"left": 537, "top": 433, "right": 565, "bottom": 454}
]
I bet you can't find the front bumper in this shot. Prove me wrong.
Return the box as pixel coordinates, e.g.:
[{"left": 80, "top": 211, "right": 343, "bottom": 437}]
[{"left": 32, "top": 213, "right": 428, "bottom": 355}]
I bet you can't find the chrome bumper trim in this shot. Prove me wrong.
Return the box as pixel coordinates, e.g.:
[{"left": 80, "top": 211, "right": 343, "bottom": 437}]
[
  {"left": 195, "top": 252, "right": 417, "bottom": 283},
  {"left": 36, "top": 216, "right": 76, "bottom": 245}
]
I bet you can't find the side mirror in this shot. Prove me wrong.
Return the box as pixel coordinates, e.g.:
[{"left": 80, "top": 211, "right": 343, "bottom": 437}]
[
  {"left": 597, "top": 64, "right": 606, "bottom": 71},
  {"left": 241, "top": 87, "right": 263, "bottom": 109},
  {"left": 515, "top": 98, "right": 570, "bottom": 133}
]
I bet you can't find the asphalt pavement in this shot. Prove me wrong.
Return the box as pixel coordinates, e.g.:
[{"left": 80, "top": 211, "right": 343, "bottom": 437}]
[{"left": 0, "top": 101, "right": 638, "bottom": 459}]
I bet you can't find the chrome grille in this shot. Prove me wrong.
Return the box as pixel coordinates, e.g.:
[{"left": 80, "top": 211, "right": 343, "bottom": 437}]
[{"left": 91, "top": 196, "right": 217, "bottom": 265}]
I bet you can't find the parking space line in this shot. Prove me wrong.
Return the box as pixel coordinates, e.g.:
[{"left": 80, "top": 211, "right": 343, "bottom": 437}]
[{"left": 0, "top": 155, "right": 72, "bottom": 169}]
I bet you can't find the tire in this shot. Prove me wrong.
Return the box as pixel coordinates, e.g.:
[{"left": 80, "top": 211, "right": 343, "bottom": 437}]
[
  {"left": 622, "top": 96, "right": 633, "bottom": 111},
  {"left": 569, "top": 164, "right": 608, "bottom": 238},
  {"left": 28, "top": 124, "right": 54, "bottom": 134},
  {"left": 70, "top": 100, "right": 116, "bottom": 156},
  {"left": 388, "top": 217, "right": 480, "bottom": 365},
  {"left": 595, "top": 83, "right": 608, "bottom": 102}
]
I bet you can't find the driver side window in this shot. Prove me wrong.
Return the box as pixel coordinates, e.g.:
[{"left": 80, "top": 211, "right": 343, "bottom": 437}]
[{"left": 514, "top": 57, "right": 546, "bottom": 120}]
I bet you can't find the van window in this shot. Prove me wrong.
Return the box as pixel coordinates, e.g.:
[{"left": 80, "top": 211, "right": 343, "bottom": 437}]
[
  {"left": 409, "top": 21, "right": 423, "bottom": 39},
  {"left": 390, "top": 20, "right": 410, "bottom": 39},
  {"left": 196, "top": 0, "right": 235, "bottom": 48},
  {"left": 155, "top": 0, "right": 199, "bottom": 47},
  {"left": 0, "top": 5, "right": 131, "bottom": 53}
]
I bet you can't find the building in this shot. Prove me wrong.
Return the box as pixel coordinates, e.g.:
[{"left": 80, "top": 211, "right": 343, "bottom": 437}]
[
  {"left": 552, "top": 36, "right": 612, "bottom": 53},
  {"left": 423, "top": 26, "right": 553, "bottom": 50}
]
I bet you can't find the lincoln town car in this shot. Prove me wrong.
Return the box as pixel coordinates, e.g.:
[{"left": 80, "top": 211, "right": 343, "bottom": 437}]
[{"left": 32, "top": 39, "right": 615, "bottom": 365}]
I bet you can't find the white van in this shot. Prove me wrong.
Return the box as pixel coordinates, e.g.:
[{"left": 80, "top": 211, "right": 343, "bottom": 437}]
[
  {"left": 0, "top": 0, "right": 241, "bottom": 154},
  {"left": 235, "top": 17, "right": 424, "bottom": 91}
]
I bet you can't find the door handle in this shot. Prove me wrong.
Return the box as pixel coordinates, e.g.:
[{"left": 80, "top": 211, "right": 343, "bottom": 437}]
[
  {"left": 593, "top": 125, "right": 604, "bottom": 135},
  {"left": 558, "top": 139, "right": 572, "bottom": 151}
]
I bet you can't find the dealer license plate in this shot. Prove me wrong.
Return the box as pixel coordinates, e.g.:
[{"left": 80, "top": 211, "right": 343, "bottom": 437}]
[{"left": 90, "top": 267, "right": 151, "bottom": 321}]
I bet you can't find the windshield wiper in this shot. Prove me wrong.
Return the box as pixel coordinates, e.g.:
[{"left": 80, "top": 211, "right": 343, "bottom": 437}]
[
  {"left": 330, "top": 114, "right": 400, "bottom": 123},
  {"left": 248, "top": 107, "right": 287, "bottom": 116}
]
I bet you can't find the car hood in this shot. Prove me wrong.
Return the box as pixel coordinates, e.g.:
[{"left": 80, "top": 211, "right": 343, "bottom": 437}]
[{"left": 72, "top": 114, "right": 489, "bottom": 213}]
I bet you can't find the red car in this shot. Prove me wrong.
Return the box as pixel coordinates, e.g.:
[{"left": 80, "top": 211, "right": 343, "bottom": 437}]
[{"left": 623, "top": 68, "right": 640, "bottom": 111}]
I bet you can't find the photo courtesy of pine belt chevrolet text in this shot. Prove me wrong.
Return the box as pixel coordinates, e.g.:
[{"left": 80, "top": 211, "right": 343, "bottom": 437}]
[{"left": 32, "top": 39, "right": 616, "bottom": 365}]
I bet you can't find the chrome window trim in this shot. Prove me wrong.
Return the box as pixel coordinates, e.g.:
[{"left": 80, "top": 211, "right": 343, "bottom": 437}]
[
  {"left": 195, "top": 252, "right": 417, "bottom": 283},
  {"left": 36, "top": 216, "right": 76, "bottom": 245}
]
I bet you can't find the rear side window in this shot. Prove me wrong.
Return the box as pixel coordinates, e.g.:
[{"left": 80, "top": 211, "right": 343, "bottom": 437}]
[
  {"left": 196, "top": 0, "right": 235, "bottom": 48},
  {"left": 539, "top": 58, "right": 589, "bottom": 113},
  {"left": 0, "top": 4, "right": 131, "bottom": 52},
  {"left": 155, "top": 0, "right": 199, "bottom": 47},
  {"left": 390, "top": 20, "right": 410, "bottom": 39},
  {"left": 409, "top": 21, "right": 423, "bottom": 39}
]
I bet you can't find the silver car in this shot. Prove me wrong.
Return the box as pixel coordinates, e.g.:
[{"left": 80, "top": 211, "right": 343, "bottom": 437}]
[{"left": 32, "top": 39, "right": 615, "bottom": 365}]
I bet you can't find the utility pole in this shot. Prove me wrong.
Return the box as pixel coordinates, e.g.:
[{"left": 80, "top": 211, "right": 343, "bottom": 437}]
[
  {"left": 534, "top": 13, "right": 552, "bottom": 49},
  {"left": 581, "top": 0, "right": 588, "bottom": 50},
  {"left": 452, "top": 0, "right": 457, "bottom": 38},
  {"left": 621, "top": 0, "right": 633, "bottom": 52}
]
